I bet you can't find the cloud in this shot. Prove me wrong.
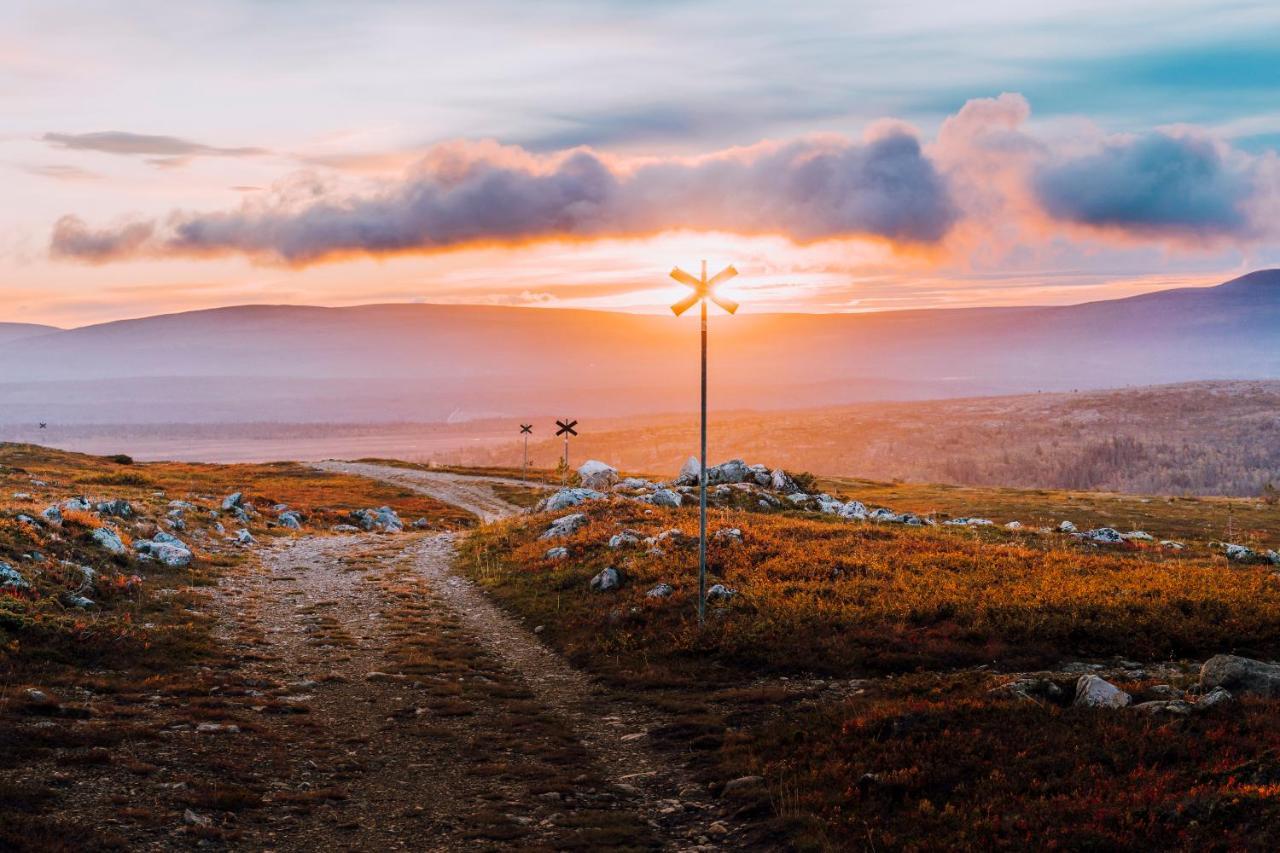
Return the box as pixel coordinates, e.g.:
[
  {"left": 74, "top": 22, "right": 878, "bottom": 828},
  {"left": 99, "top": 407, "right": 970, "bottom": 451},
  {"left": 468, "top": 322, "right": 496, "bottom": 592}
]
[
  {"left": 50, "top": 129, "right": 958, "bottom": 265},
  {"left": 49, "top": 215, "right": 155, "bottom": 263},
  {"left": 42, "top": 131, "right": 269, "bottom": 160},
  {"left": 21, "top": 163, "right": 101, "bottom": 181},
  {"left": 1032, "top": 132, "right": 1256, "bottom": 237}
]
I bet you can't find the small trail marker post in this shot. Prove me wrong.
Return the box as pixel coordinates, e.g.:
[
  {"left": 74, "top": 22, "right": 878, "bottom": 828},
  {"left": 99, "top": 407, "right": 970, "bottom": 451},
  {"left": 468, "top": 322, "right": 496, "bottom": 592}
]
[
  {"left": 670, "top": 260, "right": 738, "bottom": 625},
  {"left": 520, "top": 424, "right": 533, "bottom": 482},
  {"left": 555, "top": 419, "right": 578, "bottom": 485},
  {"left": 38, "top": 422, "right": 47, "bottom": 430}
]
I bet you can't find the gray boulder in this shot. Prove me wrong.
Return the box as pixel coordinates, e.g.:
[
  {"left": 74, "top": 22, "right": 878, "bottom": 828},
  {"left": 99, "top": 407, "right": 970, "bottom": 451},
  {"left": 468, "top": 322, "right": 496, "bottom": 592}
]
[
  {"left": 1073, "top": 675, "right": 1131, "bottom": 708},
  {"left": 769, "top": 469, "right": 799, "bottom": 494},
  {"left": 544, "top": 546, "right": 569, "bottom": 560},
  {"left": 234, "top": 528, "right": 255, "bottom": 545},
  {"left": 651, "top": 489, "right": 682, "bottom": 508},
  {"left": 61, "top": 496, "right": 91, "bottom": 512},
  {"left": 706, "top": 459, "right": 751, "bottom": 486},
  {"left": 839, "top": 500, "right": 868, "bottom": 520},
  {"left": 221, "top": 492, "right": 244, "bottom": 511},
  {"left": 41, "top": 505, "right": 63, "bottom": 525},
  {"left": 590, "top": 567, "right": 622, "bottom": 592},
  {"left": 278, "top": 510, "right": 303, "bottom": 530},
  {"left": 713, "top": 527, "right": 743, "bottom": 544},
  {"left": 1196, "top": 686, "right": 1235, "bottom": 708},
  {"left": 135, "top": 534, "right": 193, "bottom": 567},
  {"left": 676, "top": 456, "right": 701, "bottom": 486},
  {"left": 577, "top": 460, "right": 619, "bottom": 491},
  {"left": 1122, "top": 530, "right": 1155, "bottom": 541},
  {"left": 646, "top": 583, "right": 674, "bottom": 598},
  {"left": 374, "top": 506, "right": 403, "bottom": 532},
  {"left": 706, "top": 583, "right": 738, "bottom": 602},
  {"left": 1223, "top": 543, "right": 1259, "bottom": 562},
  {"left": 95, "top": 499, "right": 133, "bottom": 518},
  {"left": 0, "top": 562, "right": 29, "bottom": 590},
  {"left": 1057, "top": 520, "right": 1077, "bottom": 533},
  {"left": 91, "top": 527, "right": 126, "bottom": 554},
  {"left": 608, "top": 531, "right": 642, "bottom": 549},
  {"left": 868, "top": 508, "right": 900, "bottom": 523},
  {"left": 1085, "top": 527, "right": 1125, "bottom": 544},
  {"left": 1200, "top": 654, "right": 1280, "bottom": 698},
  {"left": 536, "top": 488, "right": 604, "bottom": 513},
  {"left": 64, "top": 594, "right": 95, "bottom": 609},
  {"left": 540, "top": 513, "right": 587, "bottom": 540},
  {"left": 1132, "top": 700, "right": 1193, "bottom": 716}
]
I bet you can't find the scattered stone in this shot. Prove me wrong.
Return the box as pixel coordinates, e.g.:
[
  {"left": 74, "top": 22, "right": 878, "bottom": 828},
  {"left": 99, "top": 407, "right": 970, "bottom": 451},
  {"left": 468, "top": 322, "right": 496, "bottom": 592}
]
[
  {"left": 1160, "top": 540, "right": 1184, "bottom": 550},
  {"left": 839, "top": 500, "right": 868, "bottom": 520},
  {"left": 1132, "top": 700, "right": 1193, "bottom": 716},
  {"left": 578, "top": 460, "right": 619, "bottom": 491},
  {"left": 1200, "top": 654, "right": 1280, "bottom": 698},
  {"left": 544, "top": 546, "right": 569, "bottom": 560},
  {"left": 1005, "top": 520, "right": 1023, "bottom": 530},
  {"left": 91, "top": 527, "right": 126, "bottom": 554},
  {"left": 135, "top": 534, "right": 194, "bottom": 567},
  {"left": 331, "top": 524, "right": 359, "bottom": 533},
  {"left": 0, "top": 562, "right": 29, "bottom": 590},
  {"left": 63, "top": 595, "right": 95, "bottom": 608},
  {"left": 95, "top": 499, "right": 133, "bottom": 518},
  {"left": 183, "top": 808, "right": 212, "bottom": 828},
  {"left": 1057, "top": 520, "right": 1077, "bottom": 533},
  {"left": 41, "top": 505, "right": 63, "bottom": 525},
  {"left": 705, "top": 583, "right": 737, "bottom": 602},
  {"left": 651, "top": 488, "right": 682, "bottom": 508},
  {"left": 220, "top": 492, "right": 244, "bottom": 511},
  {"left": 608, "top": 530, "right": 642, "bottom": 549},
  {"left": 411, "top": 518, "right": 431, "bottom": 529},
  {"left": 991, "top": 678, "right": 1064, "bottom": 703},
  {"left": 1196, "top": 686, "right": 1234, "bottom": 709},
  {"left": 770, "top": 469, "right": 799, "bottom": 494},
  {"left": 536, "top": 488, "right": 605, "bottom": 513},
  {"left": 540, "top": 513, "right": 587, "bottom": 540},
  {"left": 713, "top": 527, "right": 743, "bottom": 544},
  {"left": 1122, "top": 530, "right": 1155, "bottom": 541},
  {"left": 722, "top": 776, "right": 764, "bottom": 796},
  {"left": 590, "top": 567, "right": 623, "bottom": 592},
  {"left": 1085, "top": 527, "right": 1125, "bottom": 544},
  {"left": 646, "top": 583, "right": 674, "bottom": 598},
  {"left": 374, "top": 506, "right": 403, "bottom": 532},
  {"left": 1073, "top": 674, "right": 1131, "bottom": 708},
  {"left": 278, "top": 510, "right": 303, "bottom": 530},
  {"left": 234, "top": 529, "right": 255, "bottom": 546},
  {"left": 1222, "top": 543, "right": 1259, "bottom": 562},
  {"left": 676, "top": 456, "right": 701, "bottom": 486},
  {"left": 195, "top": 722, "right": 240, "bottom": 734}
]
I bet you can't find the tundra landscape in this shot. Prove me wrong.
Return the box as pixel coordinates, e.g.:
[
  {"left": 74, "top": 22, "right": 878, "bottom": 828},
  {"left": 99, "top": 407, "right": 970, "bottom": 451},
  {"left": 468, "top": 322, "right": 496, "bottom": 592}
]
[{"left": 7, "top": 2, "right": 1280, "bottom": 850}]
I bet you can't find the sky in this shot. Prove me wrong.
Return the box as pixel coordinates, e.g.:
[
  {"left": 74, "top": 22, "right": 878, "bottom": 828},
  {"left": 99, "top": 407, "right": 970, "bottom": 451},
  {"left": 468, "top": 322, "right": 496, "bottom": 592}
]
[{"left": 5, "top": 0, "right": 1280, "bottom": 326}]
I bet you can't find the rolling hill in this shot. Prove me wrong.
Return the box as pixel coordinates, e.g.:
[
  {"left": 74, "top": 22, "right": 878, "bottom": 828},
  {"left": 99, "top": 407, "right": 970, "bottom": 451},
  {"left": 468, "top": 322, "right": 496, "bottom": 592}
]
[{"left": 1, "top": 270, "right": 1278, "bottom": 423}]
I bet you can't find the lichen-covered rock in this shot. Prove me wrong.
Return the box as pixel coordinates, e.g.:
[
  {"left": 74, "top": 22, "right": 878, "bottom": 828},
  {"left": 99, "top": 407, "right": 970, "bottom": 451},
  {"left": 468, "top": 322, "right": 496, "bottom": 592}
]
[
  {"left": 1073, "top": 675, "right": 1131, "bottom": 708},
  {"left": 95, "top": 499, "right": 133, "bottom": 518},
  {"left": 1085, "top": 527, "right": 1125, "bottom": 544},
  {"left": 92, "top": 527, "right": 126, "bottom": 554},
  {"left": 608, "top": 531, "right": 641, "bottom": 549},
  {"left": 646, "top": 583, "right": 673, "bottom": 598},
  {"left": 540, "top": 513, "right": 587, "bottom": 540},
  {"left": 589, "top": 567, "right": 622, "bottom": 592},
  {"left": 706, "top": 583, "right": 738, "bottom": 602},
  {"left": 651, "top": 489, "right": 682, "bottom": 508},
  {"left": 577, "top": 460, "right": 619, "bottom": 491},
  {"left": 0, "top": 562, "right": 29, "bottom": 590},
  {"left": 536, "top": 488, "right": 604, "bottom": 513},
  {"left": 1200, "top": 654, "right": 1280, "bottom": 697},
  {"left": 221, "top": 492, "right": 244, "bottom": 511}
]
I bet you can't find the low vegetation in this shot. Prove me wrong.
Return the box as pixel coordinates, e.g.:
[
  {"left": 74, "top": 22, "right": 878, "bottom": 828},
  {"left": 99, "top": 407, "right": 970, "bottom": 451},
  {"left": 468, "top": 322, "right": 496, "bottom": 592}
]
[{"left": 458, "top": 476, "right": 1280, "bottom": 848}]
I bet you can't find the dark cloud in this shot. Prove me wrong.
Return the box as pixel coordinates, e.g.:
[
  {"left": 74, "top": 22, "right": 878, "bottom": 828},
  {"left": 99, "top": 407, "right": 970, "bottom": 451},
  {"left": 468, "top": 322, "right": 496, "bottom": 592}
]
[
  {"left": 50, "top": 215, "right": 155, "bottom": 263},
  {"left": 42, "top": 131, "right": 268, "bottom": 159},
  {"left": 50, "top": 131, "right": 958, "bottom": 265},
  {"left": 1032, "top": 132, "right": 1254, "bottom": 235}
]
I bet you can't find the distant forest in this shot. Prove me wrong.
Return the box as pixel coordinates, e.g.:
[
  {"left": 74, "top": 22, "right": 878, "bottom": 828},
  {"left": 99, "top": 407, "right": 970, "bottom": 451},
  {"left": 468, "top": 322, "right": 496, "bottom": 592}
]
[{"left": 493, "top": 381, "right": 1280, "bottom": 497}]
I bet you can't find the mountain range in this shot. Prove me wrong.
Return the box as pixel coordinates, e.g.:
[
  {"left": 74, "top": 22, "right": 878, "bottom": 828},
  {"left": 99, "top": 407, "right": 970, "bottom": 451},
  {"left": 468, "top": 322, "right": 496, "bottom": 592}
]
[{"left": 2, "top": 270, "right": 1278, "bottom": 423}]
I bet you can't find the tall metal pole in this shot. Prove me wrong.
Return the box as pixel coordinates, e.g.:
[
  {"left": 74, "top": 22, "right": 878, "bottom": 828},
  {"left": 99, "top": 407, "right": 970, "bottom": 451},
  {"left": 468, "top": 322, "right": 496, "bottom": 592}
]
[
  {"left": 698, "top": 259, "right": 708, "bottom": 625},
  {"left": 523, "top": 433, "right": 528, "bottom": 483}
]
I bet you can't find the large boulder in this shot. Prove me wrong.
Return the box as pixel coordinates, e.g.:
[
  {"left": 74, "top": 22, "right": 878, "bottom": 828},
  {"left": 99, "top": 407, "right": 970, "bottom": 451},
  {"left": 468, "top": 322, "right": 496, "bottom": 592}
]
[
  {"left": 136, "top": 534, "right": 193, "bottom": 567},
  {"left": 769, "top": 469, "right": 799, "bottom": 494},
  {"left": 1073, "top": 675, "right": 1131, "bottom": 708},
  {"left": 706, "top": 459, "right": 752, "bottom": 486},
  {"left": 1200, "top": 655, "right": 1280, "bottom": 698},
  {"left": 577, "top": 460, "right": 619, "bottom": 492},
  {"left": 374, "top": 506, "right": 403, "bottom": 532},
  {"left": 221, "top": 492, "right": 245, "bottom": 511},
  {"left": 536, "top": 488, "right": 604, "bottom": 513},
  {"left": 278, "top": 511, "right": 303, "bottom": 530},
  {"left": 1086, "top": 527, "right": 1125, "bottom": 544},
  {"left": 651, "top": 489, "right": 682, "bottom": 508}
]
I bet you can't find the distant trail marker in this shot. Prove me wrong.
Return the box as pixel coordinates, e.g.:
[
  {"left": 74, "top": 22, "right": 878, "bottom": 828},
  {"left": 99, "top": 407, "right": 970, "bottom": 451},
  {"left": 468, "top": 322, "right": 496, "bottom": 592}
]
[
  {"left": 520, "top": 423, "right": 533, "bottom": 482},
  {"left": 555, "top": 419, "right": 578, "bottom": 485},
  {"left": 38, "top": 422, "right": 47, "bottom": 429},
  {"left": 670, "top": 259, "right": 738, "bottom": 625}
]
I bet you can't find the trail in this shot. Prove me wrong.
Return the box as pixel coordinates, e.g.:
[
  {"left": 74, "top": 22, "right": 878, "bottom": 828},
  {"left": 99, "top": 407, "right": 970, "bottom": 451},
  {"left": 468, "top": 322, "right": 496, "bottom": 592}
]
[{"left": 313, "top": 461, "right": 543, "bottom": 523}]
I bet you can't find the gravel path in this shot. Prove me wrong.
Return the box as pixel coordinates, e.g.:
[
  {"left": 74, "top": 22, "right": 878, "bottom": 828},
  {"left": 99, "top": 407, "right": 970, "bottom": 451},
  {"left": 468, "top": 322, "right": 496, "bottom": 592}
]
[{"left": 312, "top": 462, "right": 544, "bottom": 523}]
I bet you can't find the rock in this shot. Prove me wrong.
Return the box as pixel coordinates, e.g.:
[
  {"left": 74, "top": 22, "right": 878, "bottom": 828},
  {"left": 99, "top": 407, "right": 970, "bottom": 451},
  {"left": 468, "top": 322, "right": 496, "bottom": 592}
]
[
  {"left": 374, "top": 506, "right": 403, "bottom": 532},
  {"left": 64, "top": 594, "right": 95, "bottom": 608},
  {"left": 646, "top": 583, "right": 674, "bottom": 598},
  {"left": 722, "top": 775, "right": 764, "bottom": 796},
  {"left": 221, "top": 492, "right": 244, "bottom": 511},
  {"left": 41, "top": 505, "right": 63, "bottom": 525},
  {"left": 1132, "top": 700, "right": 1193, "bottom": 716},
  {"left": 1196, "top": 686, "right": 1234, "bottom": 709},
  {"left": 706, "top": 459, "right": 752, "bottom": 486},
  {"left": 183, "top": 809, "right": 212, "bottom": 828},
  {"left": 1057, "top": 520, "right": 1077, "bottom": 533},
  {"left": 590, "top": 567, "right": 622, "bottom": 592},
  {"left": 1004, "top": 520, "right": 1023, "bottom": 530},
  {"left": 24, "top": 688, "right": 52, "bottom": 705},
  {"left": 544, "top": 546, "right": 569, "bottom": 560},
  {"left": 1122, "top": 530, "right": 1155, "bottom": 541},
  {"left": 536, "top": 488, "right": 604, "bottom": 512},
  {"left": 1223, "top": 543, "right": 1259, "bottom": 562},
  {"left": 331, "top": 524, "right": 359, "bottom": 532},
  {"left": 540, "top": 513, "right": 587, "bottom": 540},
  {"left": 713, "top": 527, "right": 743, "bottom": 544},
  {"left": 1146, "top": 684, "right": 1184, "bottom": 700},
  {"left": 1085, "top": 527, "right": 1125, "bottom": 544},
  {"left": 578, "top": 460, "right": 619, "bottom": 491},
  {"left": 946, "top": 517, "right": 995, "bottom": 527},
  {"left": 61, "top": 496, "right": 91, "bottom": 512},
  {"left": 234, "top": 528, "right": 255, "bottom": 546},
  {"left": 195, "top": 722, "right": 240, "bottom": 734},
  {"left": 278, "top": 510, "right": 303, "bottom": 530},
  {"left": 677, "top": 456, "right": 701, "bottom": 486},
  {"left": 769, "top": 469, "right": 799, "bottom": 494},
  {"left": 815, "top": 494, "right": 844, "bottom": 515},
  {"left": 1200, "top": 654, "right": 1280, "bottom": 697},
  {"left": 92, "top": 527, "right": 126, "bottom": 554},
  {"left": 839, "top": 500, "right": 868, "bottom": 520},
  {"left": 411, "top": 518, "right": 431, "bottom": 529},
  {"left": 618, "top": 477, "right": 652, "bottom": 490},
  {"left": 1161, "top": 540, "right": 1184, "bottom": 550},
  {"left": 135, "top": 535, "right": 194, "bottom": 567},
  {"left": 706, "top": 583, "right": 737, "bottom": 602},
  {"left": 991, "top": 678, "right": 1064, "bottom": 703},
  {"left": 95, "top": 499, "right": 133, "bottom": 518},
  {"left": 868, "top": 508, "right": 900, "bottom": 523},
  {"left": 0, "top": 562, "right": 29, "bottom": 590},
  {"left": 651, "top": 489, "right": 682, "bottom": 508},
  {"left": 1073, "top": 674, "right": 1131, "bottom": 708},
  {"left": 608, "top": 530, "right": 642, "bottom": 549}
]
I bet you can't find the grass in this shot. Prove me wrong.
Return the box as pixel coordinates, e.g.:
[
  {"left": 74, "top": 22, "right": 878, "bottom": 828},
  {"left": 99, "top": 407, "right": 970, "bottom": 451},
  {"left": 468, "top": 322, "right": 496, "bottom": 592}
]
[{"left": 455, "top": 478, "right": 1280, "bottom": 848}]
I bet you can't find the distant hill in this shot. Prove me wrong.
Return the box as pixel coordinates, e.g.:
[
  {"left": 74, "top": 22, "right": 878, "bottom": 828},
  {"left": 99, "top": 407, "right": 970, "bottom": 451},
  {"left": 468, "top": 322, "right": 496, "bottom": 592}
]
[
  {"left": 1, "top": 270, "right": 1278, "bottom": 423},
  {"left": 0, "top": 322, "right": 60, "bottom": 346},
  {"left": 486, "top": 380, "right": 1280, "bottom": 497}
]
